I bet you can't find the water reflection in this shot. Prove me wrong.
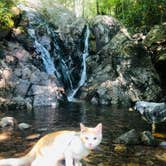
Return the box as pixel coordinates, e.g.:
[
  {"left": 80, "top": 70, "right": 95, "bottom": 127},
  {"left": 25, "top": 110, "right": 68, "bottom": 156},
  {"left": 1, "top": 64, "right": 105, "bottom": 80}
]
[{"left": 0, "top": 102, "right": 166, "bottom": 165}]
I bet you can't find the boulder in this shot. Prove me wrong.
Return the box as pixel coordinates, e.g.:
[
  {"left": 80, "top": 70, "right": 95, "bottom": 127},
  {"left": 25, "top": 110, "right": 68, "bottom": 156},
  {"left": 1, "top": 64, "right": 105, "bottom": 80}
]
[
  {"left": 18, "top": 122, "right": 31, "bottom": 130},
  {"left": 0, "top": 117, "right": 17, "bottom": 128},
  {"left": 114, "top": 129, "right": 158, "bottom": 146},
  {"left": 140, "top": 131, "right": 158, "bottom": 146},
  {"left": 143, "top": 23, "right": 166, "bottom": 97},
  {"left": 90, "top": 15, "right": 122, "bottom": 52},
  {"left": 80, "top": 16, "right": 161, "bottom": 105},
  {"left": 0, "top": 40, "right": 65, "bottom": 109},
  {"left": 113, "top": 129, "right": 141, "bottom": 145},
  {"left": 31, "top": 84, "right": 63, "bottom": 107}
]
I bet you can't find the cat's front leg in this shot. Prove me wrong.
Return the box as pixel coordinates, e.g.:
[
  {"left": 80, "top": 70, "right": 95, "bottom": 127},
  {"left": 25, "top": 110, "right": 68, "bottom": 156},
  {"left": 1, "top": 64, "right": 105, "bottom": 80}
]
[{"left": 64, "top": 151, "right": 74, "bottom": 166}]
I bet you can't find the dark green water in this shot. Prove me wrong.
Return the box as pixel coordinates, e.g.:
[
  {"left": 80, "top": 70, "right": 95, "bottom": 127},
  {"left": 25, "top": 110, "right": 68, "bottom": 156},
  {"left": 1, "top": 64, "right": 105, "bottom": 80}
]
[{"left": 0, "top": 102, "right": 166, "bottom": 165}]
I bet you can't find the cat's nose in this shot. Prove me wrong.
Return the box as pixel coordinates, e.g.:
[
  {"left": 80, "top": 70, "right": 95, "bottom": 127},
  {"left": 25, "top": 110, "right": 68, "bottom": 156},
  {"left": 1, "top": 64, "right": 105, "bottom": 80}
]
[{"left": 89, "top": 143, "right": 93, "bottom": 148}]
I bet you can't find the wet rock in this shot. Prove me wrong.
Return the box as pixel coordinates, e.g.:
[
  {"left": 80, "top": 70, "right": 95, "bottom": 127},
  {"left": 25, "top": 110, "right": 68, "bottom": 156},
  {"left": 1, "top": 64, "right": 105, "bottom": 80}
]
[
  {"left": 146, "top": 160, "right": 154, "bottom": 166},
  {"left": 21, "top": 67, "right": 32, "bottom": 80},
  {"left": 15, "top": 79, "right": 31, "bottom": 97},
  {"left": 143, "top": 23, "right": 166, "bottom": 97},
  {"left": 37, "top": 128, "right": 48, "bottom": 132},
  {"left": 134, "top": 101, "right": 166, "bottom": 124},
  {"left": 12, "top": 96, "right": 32, "bottom": 111},
  {"left": 30, "top": 70, "right": 49, "bottom": 85},
  {"left": 32, "top": 85, "right": 63, "bottom": 107},
  {"left": 18, "top": 123, "right": 31, "bottom": 130},
  {"left": 113, "top": 129, "right": 141, "bottom": 145},
  {"left": 140, "top": 131, "right": 158, "bottom": 146},
  {"left": 0, "top": 117, "right": 17, "bottom": 128},
  {"left": 0, "top": 40, "right": 64, "bottom": 109},
  {"left": 114, "top": 129, "right": 159, "bottom": 146},
  {"left": 0, "top": 29, "right": 10, "bottom": 39},
  {"left": 91, "top": 97, "right": 99, "bottom": 105},
  {"left": 90, "top": 15, "right": 122, "bottom": 52},
  {"left": 0, "top": 96, "right": 32, "bottom": 111},
  {"left": 40, "top": 35, "right": 51, "bottom": 51}
]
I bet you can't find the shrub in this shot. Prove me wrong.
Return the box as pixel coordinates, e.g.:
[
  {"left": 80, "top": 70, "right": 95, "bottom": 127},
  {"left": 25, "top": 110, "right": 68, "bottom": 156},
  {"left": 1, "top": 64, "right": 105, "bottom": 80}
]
[{"left": 0, "top": 0, "right": 15, "bottom": 30}]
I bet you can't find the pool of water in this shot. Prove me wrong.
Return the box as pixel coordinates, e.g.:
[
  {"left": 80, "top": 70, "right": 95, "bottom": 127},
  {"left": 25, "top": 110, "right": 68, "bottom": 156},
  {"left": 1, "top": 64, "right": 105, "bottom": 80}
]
[{"left": 0, "top": 101, "right": 166, "bottom": 165}]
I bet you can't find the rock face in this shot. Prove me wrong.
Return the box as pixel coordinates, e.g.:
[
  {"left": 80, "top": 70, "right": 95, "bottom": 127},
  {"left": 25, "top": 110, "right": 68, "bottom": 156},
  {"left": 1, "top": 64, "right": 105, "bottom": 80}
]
[
  {"left": 80, "top": 15, "right": 161, "bottom": 105},
  {"left": 143, "top": 23, "right": 166, "bottom": 97},
  {"left": 0, "top": 41, "right": 64, "bottom": 109},
  {"left": 0, "top": 3, "right": 163, "bottom": 109},
  {"left": 0, "top": 2, "right": 87, "bottom": 109},
  {"left": 40, "top": 3, "right": 87, "bottom": 91}
]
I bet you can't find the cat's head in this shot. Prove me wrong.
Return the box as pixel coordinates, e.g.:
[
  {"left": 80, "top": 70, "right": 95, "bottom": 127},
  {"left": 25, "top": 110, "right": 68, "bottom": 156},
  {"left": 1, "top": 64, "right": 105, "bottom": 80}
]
[{"left": 80, "top": 123, "right": 102, "bottom": 150}]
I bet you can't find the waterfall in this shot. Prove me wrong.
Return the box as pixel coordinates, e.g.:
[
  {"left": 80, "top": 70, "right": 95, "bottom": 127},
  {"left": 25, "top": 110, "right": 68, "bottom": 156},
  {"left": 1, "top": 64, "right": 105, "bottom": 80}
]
[
  {"left": 18, "top": 4, "right": 90, "bottom": 102},
  {"left": 18, "top": 4, "right": 57, "bottom": 76},
  {"left": 67, "top": 25, "right": 90, "bottom": 101},
  {"left": 28, "top": 23, "right": 74, "bottom": 89},
  {"left": 50, "top": 29, "right": 74, "bottom": 89},
  {"left": 28, "top": 29, "right": 57, "bottom": 75}
]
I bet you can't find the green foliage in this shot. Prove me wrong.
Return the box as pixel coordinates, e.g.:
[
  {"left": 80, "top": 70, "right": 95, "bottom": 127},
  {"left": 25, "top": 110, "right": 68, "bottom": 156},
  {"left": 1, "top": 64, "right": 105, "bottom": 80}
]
[
  {"left": 114, "top": 0, "right": 166, "bottom": 32},
  {"left": 0, "top": 0, "right": 15, "bottom": 30},
  {"left": 1, "top": 0, "right": 165, "bottom": 33}
]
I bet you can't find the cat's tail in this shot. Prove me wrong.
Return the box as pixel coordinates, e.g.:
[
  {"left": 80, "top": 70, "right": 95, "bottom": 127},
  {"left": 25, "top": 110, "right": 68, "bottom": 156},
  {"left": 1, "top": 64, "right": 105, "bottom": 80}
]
[{"left": 0, "top": 151, "right": 35, "bottom": 166}]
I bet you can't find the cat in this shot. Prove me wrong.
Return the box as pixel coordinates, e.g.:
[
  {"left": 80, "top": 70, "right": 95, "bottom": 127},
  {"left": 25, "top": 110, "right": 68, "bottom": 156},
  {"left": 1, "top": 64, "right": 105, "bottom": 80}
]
[{"left": 0, "top": 123, "right": 102, "bottom": 166}]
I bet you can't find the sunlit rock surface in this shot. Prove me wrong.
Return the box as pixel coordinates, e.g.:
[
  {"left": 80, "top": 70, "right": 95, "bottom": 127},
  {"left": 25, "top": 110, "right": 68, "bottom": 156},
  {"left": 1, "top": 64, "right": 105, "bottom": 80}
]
[
  {"left": 0, "top": 2, "right": 87, "bottom": 108},
  {"left": 0, "top": 41, "right": 64, "bottom": 109}
]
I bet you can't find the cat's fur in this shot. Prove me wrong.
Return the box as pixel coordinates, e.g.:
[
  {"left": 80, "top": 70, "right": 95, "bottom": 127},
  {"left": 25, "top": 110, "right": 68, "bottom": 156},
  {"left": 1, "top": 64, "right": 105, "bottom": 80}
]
[{"left": 0, "top": 123, "right": 102, "bottom": 166}]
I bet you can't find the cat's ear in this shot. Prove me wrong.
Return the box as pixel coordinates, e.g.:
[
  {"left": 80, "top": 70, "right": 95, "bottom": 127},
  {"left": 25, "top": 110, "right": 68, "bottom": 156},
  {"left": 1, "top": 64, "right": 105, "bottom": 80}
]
[
  {"left": 80, "top": 123, "right": 86, "bottom": 132},
  {"left": 95, "top": 123, "right": 102, "bottom": 134}
]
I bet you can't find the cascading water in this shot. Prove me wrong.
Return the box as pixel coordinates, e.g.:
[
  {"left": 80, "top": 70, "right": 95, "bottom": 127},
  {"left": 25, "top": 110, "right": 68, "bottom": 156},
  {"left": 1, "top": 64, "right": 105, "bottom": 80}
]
[
  {"left": 50, "top": 29, "right": 74, "bottom": 89},
  {"left": 18, "top": 4, "right": 90, "bottom": 102},
  {"left": 28, "top": 28, "right": 60, "bottom": 76},
  {"left": 19, "top": 5, "right": 57, "bottom": 76},
  {"left": 67, "top": 25, "right": 90, "bottom": 101}
]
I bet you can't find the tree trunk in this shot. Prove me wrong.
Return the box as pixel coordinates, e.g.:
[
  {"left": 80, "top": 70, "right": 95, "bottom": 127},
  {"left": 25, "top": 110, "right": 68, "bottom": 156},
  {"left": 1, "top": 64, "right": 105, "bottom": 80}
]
[
  {"left": 74, "top": 0, "right": 84, "bottom": 17},
  {"left": 96, "top": 0, "right": 100, "bottom": 14}
]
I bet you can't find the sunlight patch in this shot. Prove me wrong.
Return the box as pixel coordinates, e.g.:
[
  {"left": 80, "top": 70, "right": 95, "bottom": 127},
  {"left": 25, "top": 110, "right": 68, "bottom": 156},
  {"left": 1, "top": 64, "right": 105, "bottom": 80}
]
[{"left": 0, "top": 133, "right": 10, "bottom": 141}]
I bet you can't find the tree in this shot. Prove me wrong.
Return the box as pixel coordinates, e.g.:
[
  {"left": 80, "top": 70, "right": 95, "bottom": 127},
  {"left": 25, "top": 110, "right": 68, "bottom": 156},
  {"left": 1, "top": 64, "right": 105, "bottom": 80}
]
[{"left": 96, "top": 0, "right": 100, "bottom": 14}]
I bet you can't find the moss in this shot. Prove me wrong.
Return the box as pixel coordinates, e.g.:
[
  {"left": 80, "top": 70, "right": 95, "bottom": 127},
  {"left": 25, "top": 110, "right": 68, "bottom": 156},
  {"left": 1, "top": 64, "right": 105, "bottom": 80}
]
[{"left": 159, "top": 53, "right": 166, "bottom": 61}]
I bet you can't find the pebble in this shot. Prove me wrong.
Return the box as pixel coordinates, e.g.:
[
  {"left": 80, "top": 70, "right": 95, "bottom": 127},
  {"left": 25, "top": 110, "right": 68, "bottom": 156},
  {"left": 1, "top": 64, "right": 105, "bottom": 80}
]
[
  {"left": 114, "top": 144, "right": 127, "bottom": 153},
  {"left": 0, "top": 117, "right": 17, "bottom": 128},
  {"left": 18, "top": 123, "right": 31, "bottom": 130}
]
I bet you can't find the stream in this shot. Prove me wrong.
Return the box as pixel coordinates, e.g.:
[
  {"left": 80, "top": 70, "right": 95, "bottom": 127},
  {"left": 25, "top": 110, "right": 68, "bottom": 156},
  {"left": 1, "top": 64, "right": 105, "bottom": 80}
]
[{"left": 0, "top": 102, "right": 166, "bottom": 166}]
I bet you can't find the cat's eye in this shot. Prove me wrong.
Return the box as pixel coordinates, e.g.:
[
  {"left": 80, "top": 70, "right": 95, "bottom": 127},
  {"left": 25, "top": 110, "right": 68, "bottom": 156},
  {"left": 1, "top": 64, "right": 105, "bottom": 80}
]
[
  {"left": 85, "top": 137, "right": 89, "bottom": 140},
  {"left": 93, "top": 137, "right": 97, "bottom": 140}
]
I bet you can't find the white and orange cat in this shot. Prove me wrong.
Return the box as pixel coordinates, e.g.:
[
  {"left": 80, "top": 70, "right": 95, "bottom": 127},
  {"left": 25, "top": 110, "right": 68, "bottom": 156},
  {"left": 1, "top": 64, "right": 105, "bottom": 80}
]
[{"left": 0, "top": 123, "right": 102, "bottom": 166}]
